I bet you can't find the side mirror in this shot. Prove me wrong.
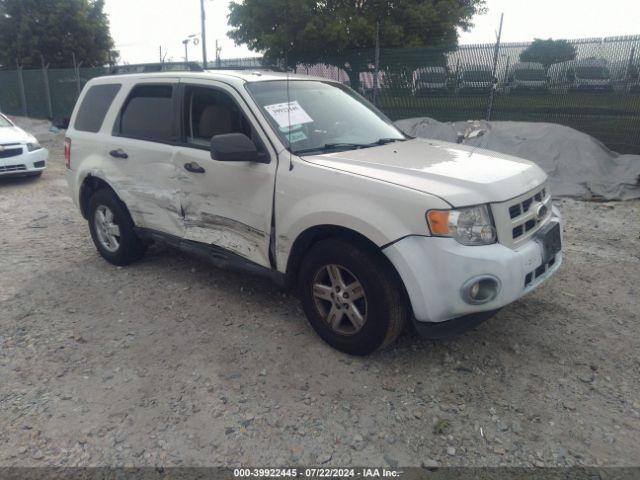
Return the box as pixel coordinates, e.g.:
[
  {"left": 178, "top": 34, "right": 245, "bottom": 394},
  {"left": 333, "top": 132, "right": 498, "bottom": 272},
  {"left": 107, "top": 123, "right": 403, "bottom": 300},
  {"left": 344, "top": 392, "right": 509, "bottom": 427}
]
[{"left": 211, "top": 133, "right": 266, "bottom": 163}]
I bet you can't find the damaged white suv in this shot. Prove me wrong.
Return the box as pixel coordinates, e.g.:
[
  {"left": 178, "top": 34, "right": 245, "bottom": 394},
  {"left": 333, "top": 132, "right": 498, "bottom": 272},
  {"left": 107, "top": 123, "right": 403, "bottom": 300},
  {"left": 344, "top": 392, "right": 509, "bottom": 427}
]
[{"left": 66, "top": 70, "right": 563, "bottom": 355}]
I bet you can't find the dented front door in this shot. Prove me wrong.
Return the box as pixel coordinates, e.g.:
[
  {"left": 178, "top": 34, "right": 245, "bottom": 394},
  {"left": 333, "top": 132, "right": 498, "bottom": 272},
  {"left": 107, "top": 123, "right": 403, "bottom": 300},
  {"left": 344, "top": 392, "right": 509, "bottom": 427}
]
[{"left": 174, "top": 80, "right": 277, "bottom": 268}]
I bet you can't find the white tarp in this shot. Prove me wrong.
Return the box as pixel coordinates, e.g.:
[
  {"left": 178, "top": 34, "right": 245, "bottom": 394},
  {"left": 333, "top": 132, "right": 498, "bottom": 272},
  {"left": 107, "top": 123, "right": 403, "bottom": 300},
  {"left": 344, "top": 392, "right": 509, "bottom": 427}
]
[{"left": 395, "top": 117, "right": 640, "bottom": 200}]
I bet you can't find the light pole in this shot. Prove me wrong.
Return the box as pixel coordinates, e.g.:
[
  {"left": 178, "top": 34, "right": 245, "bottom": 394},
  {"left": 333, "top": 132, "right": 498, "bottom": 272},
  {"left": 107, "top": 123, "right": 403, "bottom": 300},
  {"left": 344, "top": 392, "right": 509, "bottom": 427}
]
[
  {"left": 200, "top": 0, "right": 208, "bottom": 67},
  {"left": 182, "top": 34, "right": 197, "bottom": 63},
  {"left": 182, "top": 39, "right": 189, "bottom": 63}
]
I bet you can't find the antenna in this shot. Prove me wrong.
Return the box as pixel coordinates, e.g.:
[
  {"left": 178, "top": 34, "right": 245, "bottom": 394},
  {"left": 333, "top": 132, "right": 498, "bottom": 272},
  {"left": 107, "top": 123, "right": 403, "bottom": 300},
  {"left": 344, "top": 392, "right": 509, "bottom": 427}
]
[{"left": 285, "top": 0, "right": 293, "bottom": 171}]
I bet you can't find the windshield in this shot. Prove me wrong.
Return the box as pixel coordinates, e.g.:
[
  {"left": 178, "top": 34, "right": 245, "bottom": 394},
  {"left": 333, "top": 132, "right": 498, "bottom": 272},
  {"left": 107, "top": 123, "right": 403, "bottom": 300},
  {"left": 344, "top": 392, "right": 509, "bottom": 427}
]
[
  {"left": 462, "top": 70, "right": 493, "bottom": 82},
  {"left": 575, "top": 66, "right": 610, "bottom": 80},
  {"left": 418, "top": 71, "right": 446, "bottom": 83},
  {"left": 514, "top": 70, "right": 546, "bottom": 81},
  {"left": 245, "top": 80, "right": 405, "bottom": 155},
  {"left": 0, "top": 114, "right": 12, "bottom": 127}
]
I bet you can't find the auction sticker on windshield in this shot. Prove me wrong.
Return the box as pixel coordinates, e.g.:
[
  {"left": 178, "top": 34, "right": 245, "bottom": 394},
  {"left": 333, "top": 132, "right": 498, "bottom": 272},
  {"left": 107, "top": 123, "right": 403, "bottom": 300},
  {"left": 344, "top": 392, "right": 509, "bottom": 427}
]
[{"left": 264, "top": 101, "right": 313, "bottom": 128}]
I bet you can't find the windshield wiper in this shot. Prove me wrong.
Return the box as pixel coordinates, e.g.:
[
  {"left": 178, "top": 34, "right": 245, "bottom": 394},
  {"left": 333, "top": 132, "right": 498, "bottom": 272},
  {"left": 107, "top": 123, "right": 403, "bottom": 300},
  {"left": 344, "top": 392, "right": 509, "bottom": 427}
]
[
  {"left": 374, "top": 137, "right": 406, "bottom": 145},
  {"left": 294, "top": 143, "right": 371, "bottom": 155},
  {"left": 294, "top": 138, "right": 405, "bottom": 156}
]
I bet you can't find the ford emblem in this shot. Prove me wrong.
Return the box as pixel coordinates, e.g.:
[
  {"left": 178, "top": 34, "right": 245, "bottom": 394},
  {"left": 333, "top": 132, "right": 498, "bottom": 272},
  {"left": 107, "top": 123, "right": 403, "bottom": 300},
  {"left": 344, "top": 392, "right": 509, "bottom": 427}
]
[{"left": 536, "top": 203, "right": 548, "bottom": 220}]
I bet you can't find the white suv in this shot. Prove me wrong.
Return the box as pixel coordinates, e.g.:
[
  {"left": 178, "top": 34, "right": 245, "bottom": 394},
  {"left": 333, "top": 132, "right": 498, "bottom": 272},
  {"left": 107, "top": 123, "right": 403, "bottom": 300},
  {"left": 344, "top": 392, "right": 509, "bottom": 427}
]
[{"left": 65, "top": 70, "right": 563, "bottom": 355}]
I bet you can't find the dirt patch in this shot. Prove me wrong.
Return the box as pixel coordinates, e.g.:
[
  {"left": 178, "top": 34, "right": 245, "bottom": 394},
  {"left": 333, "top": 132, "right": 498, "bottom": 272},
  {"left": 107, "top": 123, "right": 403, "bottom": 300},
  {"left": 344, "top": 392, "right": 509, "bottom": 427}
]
[{"left": 1, "top": 118, "right": 639, "bottom": 467}]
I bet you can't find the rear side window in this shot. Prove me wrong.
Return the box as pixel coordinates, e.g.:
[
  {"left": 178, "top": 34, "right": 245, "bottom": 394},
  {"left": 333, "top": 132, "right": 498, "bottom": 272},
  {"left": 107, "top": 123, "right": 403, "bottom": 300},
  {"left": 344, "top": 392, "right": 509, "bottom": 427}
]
[
  {"left": 117, "top": 84, "right": 176, "bottom": 142},
  {"left": 74, "top": 84, "right": 121, "bottom": 133}
]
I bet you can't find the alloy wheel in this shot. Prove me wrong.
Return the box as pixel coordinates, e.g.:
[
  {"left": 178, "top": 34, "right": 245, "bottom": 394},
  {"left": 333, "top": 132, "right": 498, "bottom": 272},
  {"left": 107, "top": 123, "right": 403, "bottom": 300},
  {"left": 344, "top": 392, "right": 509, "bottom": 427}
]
[
  {"left": 94, "top": 205, "right": 121, "bottom": 253},
  {"left": 312, "top": 264, "right": 368, "bottom": 336}
]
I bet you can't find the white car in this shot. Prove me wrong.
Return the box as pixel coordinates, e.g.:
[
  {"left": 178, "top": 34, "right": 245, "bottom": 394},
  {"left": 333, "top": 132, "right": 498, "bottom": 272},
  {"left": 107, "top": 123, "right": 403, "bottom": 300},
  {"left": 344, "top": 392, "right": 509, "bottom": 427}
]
[
  {"left": 0, "top": 113, "right": 48, "bottom": 177},
  {"left": 65, "top": 70, "right": 563, "bottom": 355}
]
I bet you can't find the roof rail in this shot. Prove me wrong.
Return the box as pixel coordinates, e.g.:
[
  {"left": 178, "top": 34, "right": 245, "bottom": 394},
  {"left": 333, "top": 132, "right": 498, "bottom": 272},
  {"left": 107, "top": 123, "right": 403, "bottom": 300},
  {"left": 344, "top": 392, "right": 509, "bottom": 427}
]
[
  {"left": 108, "top": 62, "right": 204, "bottom": 75},
  {"left": 205, "top": 65, "right": 284, "bottom": 72}
]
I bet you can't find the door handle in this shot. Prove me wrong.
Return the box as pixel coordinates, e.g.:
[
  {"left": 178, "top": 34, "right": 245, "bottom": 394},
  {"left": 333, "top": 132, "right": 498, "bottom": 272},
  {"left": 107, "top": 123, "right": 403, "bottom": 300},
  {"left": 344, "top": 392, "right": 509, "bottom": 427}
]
[
  {"left": 109, "top": 149, "right": 128, "bottom": 159},
  {"left": 184, "top": 162, "right": 206, "bottom": 174}
]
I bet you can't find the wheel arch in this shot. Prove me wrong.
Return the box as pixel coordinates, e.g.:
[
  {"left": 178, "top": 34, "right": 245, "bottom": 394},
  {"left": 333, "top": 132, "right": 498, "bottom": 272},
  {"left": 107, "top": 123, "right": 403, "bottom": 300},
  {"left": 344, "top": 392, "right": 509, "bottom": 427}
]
[
  {"left": 284, "top": 225, "right": 412, "bottom": 312},
  {"left": 79, "top": 174, "right": 122, "bottom": 219}
]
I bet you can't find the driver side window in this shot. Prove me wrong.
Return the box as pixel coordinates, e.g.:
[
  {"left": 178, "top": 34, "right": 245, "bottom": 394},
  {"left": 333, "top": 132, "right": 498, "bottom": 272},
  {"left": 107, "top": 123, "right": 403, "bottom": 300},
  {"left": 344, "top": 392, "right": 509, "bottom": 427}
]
[{"left": 183, "top": 85, "right": 258, "bottom": 149}]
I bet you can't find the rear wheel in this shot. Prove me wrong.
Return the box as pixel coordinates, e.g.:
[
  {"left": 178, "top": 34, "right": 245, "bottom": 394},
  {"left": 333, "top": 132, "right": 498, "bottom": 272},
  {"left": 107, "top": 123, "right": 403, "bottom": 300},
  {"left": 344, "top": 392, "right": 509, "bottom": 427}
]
[
  {"left": 88, "top": 189, "right": 146, "bottom": 266},
  {"left": 299, "top": 238, "right": 408, "bottom": 355}
]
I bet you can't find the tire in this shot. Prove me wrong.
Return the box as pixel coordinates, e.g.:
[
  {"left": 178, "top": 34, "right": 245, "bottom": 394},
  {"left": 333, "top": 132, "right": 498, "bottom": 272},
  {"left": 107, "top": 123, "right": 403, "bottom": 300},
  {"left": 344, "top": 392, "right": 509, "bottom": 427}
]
[
  {"left": 298, "top": 238, "right": 408, "bottom": 355},
  {"left": 87, "top": 188, "right": 147, "bottom": 266}
]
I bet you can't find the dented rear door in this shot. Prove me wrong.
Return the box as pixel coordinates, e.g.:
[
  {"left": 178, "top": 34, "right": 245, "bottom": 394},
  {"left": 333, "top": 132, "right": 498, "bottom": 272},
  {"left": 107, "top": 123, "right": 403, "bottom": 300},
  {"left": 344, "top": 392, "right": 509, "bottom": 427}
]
[{"left": 109, "top": 79, "right": 185, "bottom": 238}]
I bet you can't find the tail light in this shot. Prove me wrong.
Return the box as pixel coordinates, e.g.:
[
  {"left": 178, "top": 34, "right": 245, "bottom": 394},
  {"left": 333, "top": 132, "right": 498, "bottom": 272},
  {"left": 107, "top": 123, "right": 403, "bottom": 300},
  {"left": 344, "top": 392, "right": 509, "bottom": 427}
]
[{"left": 64, "top": 138, "right": 71, "bottom": 169}]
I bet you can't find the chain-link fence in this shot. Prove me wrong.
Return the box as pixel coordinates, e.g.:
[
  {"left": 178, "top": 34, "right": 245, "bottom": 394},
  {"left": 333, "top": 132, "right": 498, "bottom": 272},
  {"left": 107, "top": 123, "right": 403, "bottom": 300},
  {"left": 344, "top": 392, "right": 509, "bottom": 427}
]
[
  {"left": 221, "top": 35, "right": 640, "bottom": 154},
  {"left": 0, "top": 65, "right": 109, "bottom": 120},
  {"left": 1, "top": 35, "right": 639, "bottom": 153}
]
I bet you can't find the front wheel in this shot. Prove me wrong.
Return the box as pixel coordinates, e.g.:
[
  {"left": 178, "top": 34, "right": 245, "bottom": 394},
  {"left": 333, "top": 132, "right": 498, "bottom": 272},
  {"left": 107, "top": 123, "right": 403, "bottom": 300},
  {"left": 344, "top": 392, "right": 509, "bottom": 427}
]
[
  {"left": 88, "top": 189, "right": 147, "bottom": 266},
  {"left": 298, "top": 238, "right": 408, "bottom": 355}
]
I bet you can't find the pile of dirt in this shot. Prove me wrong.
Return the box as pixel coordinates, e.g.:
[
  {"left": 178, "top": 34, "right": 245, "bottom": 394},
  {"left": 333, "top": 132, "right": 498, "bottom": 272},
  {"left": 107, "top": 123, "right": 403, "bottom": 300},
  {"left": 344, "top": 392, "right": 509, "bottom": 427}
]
[{"left": 396, "top": 117, "right": 640, "bottom": 200}]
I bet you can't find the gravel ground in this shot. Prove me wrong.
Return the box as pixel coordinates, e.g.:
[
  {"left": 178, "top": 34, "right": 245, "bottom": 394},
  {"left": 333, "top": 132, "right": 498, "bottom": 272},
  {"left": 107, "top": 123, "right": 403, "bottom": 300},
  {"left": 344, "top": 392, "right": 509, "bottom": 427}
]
[{"left": 1, "top": 118, "right": 639, "bottom": 468}]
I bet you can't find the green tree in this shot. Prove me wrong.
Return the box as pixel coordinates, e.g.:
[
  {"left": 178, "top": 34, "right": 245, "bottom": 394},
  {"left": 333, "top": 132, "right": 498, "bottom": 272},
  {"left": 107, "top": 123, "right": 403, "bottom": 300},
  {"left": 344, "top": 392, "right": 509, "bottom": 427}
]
[
  {"left": 0, "top": 0, "right": 114, "bottom": 68},
  {"left": 228, "top": 0, "right": 486, "bottom": 91},
  {"left": 519, "top": 38, "right": 577, "bottom": 71}
]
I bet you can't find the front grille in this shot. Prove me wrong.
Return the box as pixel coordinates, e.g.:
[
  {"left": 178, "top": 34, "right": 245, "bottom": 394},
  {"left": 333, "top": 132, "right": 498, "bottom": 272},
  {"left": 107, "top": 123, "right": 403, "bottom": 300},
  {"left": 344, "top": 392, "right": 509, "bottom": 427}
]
[
  {"left": 491, "top": 183, "right": 552, "bottom": 249},
  {"left": 0, "top": 147, "right": 23, "bottom": 159},
  {"left": 0, "top": 164, "right": 27, "bottom": 173},
  {"left": 508, "top": 188, "right": 547, "bottom": 219}
]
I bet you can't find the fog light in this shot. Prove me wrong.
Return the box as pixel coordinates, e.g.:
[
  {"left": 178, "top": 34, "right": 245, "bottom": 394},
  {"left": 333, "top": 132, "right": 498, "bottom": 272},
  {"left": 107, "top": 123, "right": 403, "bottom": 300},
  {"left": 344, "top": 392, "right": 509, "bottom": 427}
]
[
  {"left": 461, "top": 276, "right": 501, "bottom": 305},
  {"left": 34, "top": 160, "right": 45, "bottom": 168}
]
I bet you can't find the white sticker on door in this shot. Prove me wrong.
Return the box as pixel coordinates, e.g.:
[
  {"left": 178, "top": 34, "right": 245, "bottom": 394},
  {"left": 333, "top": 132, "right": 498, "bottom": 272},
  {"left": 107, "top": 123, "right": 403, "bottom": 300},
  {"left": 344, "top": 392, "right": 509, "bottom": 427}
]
[{"left": 264, "top": 101, "right": 313, "bottom": 129}]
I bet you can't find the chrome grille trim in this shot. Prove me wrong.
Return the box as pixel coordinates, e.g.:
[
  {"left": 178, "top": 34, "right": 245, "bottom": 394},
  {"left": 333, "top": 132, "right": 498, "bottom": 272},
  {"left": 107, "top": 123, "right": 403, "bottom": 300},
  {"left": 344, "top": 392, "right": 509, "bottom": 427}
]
[
  {"left": 0, "top": 164, "right": 27, "bottom": 173},
  {"left": 491, "top": 183, "right": 552, "bottom": 249}
]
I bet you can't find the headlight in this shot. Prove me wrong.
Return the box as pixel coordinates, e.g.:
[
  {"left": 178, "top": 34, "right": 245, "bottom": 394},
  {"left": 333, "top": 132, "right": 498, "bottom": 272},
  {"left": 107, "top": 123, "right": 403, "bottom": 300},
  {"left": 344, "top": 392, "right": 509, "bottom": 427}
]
[
  {"left": 27, "top": 142, "right": 43, "bottom": 152},
  {"left": 427, "top": 205, "right": 497, "bottom": 246}
]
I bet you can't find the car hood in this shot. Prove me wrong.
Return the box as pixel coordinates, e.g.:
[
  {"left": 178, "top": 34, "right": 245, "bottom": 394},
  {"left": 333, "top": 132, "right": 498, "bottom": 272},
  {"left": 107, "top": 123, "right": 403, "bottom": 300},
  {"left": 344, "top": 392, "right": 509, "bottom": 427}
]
[
  {"left": 302, "top": 138, "right": 547, "bottom": 206},
  {"left": 0, "top": 125, "right": 36, "bottom": 145}
]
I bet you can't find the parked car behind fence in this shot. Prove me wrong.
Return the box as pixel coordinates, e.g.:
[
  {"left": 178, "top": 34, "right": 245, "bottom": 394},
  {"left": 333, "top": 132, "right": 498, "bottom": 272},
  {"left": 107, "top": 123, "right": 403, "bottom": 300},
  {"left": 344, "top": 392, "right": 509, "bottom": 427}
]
[
  {"left": 457, "top": 64, "right": 496, "bottom": 94},
  {"left": 413, "top": 66, "right": 449, "bottom": 96},
  {"left": 549, "top": 58, "right": 614, "bottom": 93},
  {"left": 505, "top": 62, "right": 549, "bottom": 94}
]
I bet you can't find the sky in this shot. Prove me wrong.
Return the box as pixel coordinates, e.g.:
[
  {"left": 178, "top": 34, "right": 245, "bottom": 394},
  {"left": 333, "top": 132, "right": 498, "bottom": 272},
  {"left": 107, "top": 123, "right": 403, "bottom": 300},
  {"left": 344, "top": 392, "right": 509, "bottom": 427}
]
[{"left": 105, "top": 0, "right": 640, "bottom": 65}]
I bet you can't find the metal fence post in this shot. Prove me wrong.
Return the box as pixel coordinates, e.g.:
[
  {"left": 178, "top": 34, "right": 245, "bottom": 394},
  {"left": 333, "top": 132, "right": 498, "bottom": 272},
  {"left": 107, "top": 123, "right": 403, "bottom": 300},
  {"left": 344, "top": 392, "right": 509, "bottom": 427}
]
[
  {"left": 486, "top": 13, "right": 504, "bottom": 121},
  {"left": 16, "top": 65, "right": 28, "bottom": 117},
  {"left": 373, "top": 21, "right": 380, "bottom": 107},
  {"left": 72, "top": 52, "right": 83, "bottom": 97},
  {"left": 627, "top": 46, "right": 636, "bottom": 89},
  {"left": 41, "top": 55, "right": 53, "bottom": 119}
]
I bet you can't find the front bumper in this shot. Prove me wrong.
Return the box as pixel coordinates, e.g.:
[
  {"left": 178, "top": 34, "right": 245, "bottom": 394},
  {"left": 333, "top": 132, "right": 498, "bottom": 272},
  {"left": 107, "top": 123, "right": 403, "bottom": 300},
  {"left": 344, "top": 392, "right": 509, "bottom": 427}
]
[
  {"left": 0, "top": 145, "right": 48, "bottom": 176},
  {"left": 383, "top": 210, "right": 563, "bottom": 324}
]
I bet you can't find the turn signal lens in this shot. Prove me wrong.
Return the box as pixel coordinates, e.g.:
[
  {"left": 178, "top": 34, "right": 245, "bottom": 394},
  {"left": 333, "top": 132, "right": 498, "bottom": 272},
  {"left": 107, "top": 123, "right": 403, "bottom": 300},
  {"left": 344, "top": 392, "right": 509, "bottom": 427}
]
[
  {"left": 427, "top": 205, "right": 497, "bottom": 246},
  {"left": 426, "top": 211, "right": 451, "bottom": 235}
]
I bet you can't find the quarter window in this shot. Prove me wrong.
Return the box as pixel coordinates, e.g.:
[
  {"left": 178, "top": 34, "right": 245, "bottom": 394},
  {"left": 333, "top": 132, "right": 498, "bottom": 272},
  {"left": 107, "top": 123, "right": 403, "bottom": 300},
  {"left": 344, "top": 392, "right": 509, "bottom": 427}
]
[
  {"left": 118, "top": 84, "right": 176, "bottom": 142},
  {"left": 74, "top": 83, "right": 121, "bottom": 133}
]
